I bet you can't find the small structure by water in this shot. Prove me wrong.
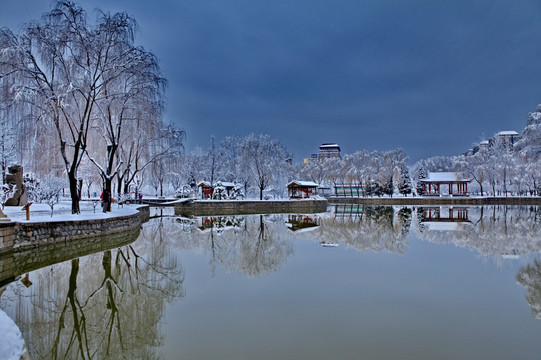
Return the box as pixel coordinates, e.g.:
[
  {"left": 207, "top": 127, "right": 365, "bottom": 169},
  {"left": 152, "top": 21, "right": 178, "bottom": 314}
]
[
  {"left": 334, "top": 184, "right": 363, "bottom": 197},
  {"left": 419, "top": 172, "right": 472, "bottom": 196},
  {"left": 197, "top": 181, "right": 237, "bottom": 199},
  {"left": 287, "top": 181, "right": 319, "bottom": 199}
]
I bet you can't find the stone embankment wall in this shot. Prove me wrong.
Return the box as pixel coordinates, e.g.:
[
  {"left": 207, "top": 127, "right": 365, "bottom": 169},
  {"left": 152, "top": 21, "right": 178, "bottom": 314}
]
[
  {"left": 175, "top": 199, "right": 328, "bottom": 216},
  {"left": 14, "top": 206, "right": 149, "bottom": 251},
  {"left": 328, "top": 197, "right": 541, "bottom": 206},
  {"left": 0, "top": 206, "right": 149, "bottom": 287},
  {"left": 0, "top": 222, "right": 17, "bottom": 255}
]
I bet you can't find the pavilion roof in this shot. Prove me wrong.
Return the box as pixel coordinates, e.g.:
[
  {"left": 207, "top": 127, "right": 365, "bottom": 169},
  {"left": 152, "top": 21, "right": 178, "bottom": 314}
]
[
  {"left": 287, "top": 180, "right": 319, "bottom": 188},
  {"left": 496, "top": 130, "right": 519, "bottom": 136},
  {"left": 420, "top": 172, "right": 471, "bottom": 183}
]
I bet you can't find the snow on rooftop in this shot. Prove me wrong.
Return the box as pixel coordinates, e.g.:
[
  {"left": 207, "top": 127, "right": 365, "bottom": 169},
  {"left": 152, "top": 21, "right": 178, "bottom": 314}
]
[
  {"left": 320, "top": 143, "right": 340, "bottom": 148},
  {"left": 197, "top": 181, "right": 236, "bottom": 187},
  {"left": 287, "top": 180, "right": 319, "bottom": 187},
  {"left": 421, "top": 172, "right": 471, "bottom": 182},
  {"left": 496, "top": 130, "right": 519, "bottom": 136}
]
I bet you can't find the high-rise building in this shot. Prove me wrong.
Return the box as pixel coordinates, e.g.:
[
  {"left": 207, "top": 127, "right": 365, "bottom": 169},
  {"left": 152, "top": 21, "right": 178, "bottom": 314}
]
[{"left": 318, "top": 143, "right": 341, "bottom": 160}]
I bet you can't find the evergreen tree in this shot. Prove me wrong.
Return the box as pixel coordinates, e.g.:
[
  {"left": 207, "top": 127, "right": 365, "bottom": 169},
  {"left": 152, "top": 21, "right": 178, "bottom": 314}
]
[
  {"left": 416, "top": 165, "right": 428, "bottom": 195},
  {"left": 399, "top": 167, "right": 412, "bottom": 196},
  {"left": 383, "top": 176, "right": 394, "bottom": 197}
]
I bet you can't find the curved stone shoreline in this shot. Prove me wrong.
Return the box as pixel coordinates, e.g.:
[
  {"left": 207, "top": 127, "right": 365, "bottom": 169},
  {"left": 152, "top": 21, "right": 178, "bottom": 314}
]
[{"left": 0, "top": 206, "right": 149, "bottom": 287}]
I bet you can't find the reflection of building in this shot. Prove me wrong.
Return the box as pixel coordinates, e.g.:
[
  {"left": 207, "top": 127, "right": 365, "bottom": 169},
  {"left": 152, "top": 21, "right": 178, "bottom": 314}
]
[
  {"left": 286, "top": 214, "right": 320, "bottom": 232},
  {"left": 421, "top": 206, "right": 469, "bottom": 221},
  {"left": 334, "top": 204, "right": 364, "bottom": 217},
  {"left": 287, "top": 181, "right": 319, "bottom": 198},
  {"left": 419, "top": 206, "right": 472, "bottom": 231},
  {"left": 318, "top": 143, "right": 341, "bottom": 160},
  {"left": 197, "top": 216, "right": 242, "bottom": 231},
  {"left": 419, "top": 172, "right": 472, "bottom": 196}
]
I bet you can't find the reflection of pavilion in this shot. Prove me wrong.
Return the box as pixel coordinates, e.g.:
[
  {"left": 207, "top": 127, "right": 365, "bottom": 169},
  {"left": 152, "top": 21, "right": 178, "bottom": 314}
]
[
  {"left": 197, "top": 216, "right": 242, "bottom": 232},
  {"left": 420, "top": 206, "right": 472, "bottom": 231},
  {"left": 286, "top": 214, "right": 320, "bottom": 232}
]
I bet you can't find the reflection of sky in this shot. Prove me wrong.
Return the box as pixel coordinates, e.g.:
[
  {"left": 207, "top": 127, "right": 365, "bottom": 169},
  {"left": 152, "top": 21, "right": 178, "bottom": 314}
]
[{"left": 161, "top": 230, "right": 541, "bottom": 359}]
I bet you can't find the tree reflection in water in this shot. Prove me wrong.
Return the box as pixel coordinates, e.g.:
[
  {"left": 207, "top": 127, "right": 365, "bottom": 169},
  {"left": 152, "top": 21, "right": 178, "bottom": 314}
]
[
  {"left": 184, "top": 214, "right": 294, "bottom": 277},
  {"left": 311, "top": 206, "right": 411, "bottom": 255},
  {"left": 3, "top": 217, "right": 184, "bottom": 359},
  {"left": 415, "top": 205, "right": 541, "bottom": 258},
  {"left": 5, "top": 205, "right": 541, "bottom": 357},
  {"left": 517, "top": 259, "right": 541, "bottom": 320}
]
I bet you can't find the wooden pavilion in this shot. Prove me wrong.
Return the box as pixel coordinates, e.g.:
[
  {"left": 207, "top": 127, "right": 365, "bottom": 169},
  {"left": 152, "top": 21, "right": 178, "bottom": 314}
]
[
  {"left": 419, "top": 172, "right": 472, "bottom": 196},
  {"left": 197, "top": 181, "right": 236, "bottom": 199},
  {"left": 287, "top": 181, "right": 319, "bottom": 199}
]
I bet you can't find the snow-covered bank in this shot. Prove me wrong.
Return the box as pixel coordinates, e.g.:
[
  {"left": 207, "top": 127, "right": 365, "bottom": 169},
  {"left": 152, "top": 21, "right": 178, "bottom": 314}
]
[
  {"left": 0, "top": 310, "right": 25, "bottom": 360},
  {"left": 2, "top": 200, "right": 141, "bottom": 223}
]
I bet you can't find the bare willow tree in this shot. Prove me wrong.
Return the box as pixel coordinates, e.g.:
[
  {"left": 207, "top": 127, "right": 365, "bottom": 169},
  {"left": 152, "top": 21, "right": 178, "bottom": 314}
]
[
  {"left": 0, "top": 1, "right": 171, "bottom": 213},
  {"left": 83, "top": 11, "right": 167, "bottom": 211},
  {"left": 240, "top": 134, "right": 290, "bottom": 200}
]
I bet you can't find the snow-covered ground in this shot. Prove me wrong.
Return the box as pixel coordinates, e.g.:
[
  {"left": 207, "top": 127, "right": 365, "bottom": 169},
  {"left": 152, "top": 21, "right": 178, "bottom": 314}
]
[
  {"left": 2, "top": 200, "right": 142, "bottom": 223},
  {"left": 0, "top": 310, "right": 25, "bottom": 360}
]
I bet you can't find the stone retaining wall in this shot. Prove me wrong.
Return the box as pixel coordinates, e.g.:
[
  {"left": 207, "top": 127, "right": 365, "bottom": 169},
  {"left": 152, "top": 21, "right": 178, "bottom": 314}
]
[
  {"left": 175, "top": 199, "right": 328, "bottom": 216},
  {"left": 0, "top": 205, "right": 148, "bottom": 253},
  {"left": 328, "top": 197, "right": 541, "bottom": 206},
  {"left": 0, "top": 205, "right": 149, "bottom": 288},
  {"left": 0, "top": 222, "right": 17, "bottom": 255}
]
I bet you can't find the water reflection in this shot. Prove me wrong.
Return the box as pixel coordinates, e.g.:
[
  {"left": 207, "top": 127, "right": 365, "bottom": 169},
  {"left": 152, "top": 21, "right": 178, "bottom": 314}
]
[
  {"left": 1, "top": 218, "right": 184, "bottom": 359},
  {"left": 175, "top": 214, "right": 294, "bottom": 277},
  {"left": 415, "top": 206, "right": 541, "bottom": 258},
  {"left": 319, "top": 206, "right": 411, "bottom": 255},
  {"left": 2, "top": 205, "right": 541, "bottom": 359},
  {"left": 170, "top": 205, "right": 541, "bottom": 272}
]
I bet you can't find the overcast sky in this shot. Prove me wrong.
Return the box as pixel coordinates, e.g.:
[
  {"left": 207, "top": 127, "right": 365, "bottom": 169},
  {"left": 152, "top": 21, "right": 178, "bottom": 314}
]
[{"left": 2, "top": 0, "right": 541, "bottom": 162}]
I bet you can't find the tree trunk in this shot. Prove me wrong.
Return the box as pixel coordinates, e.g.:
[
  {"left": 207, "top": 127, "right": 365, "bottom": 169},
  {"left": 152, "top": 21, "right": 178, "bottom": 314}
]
[
  {"left": 68, "top": 171, "right": 80, "bottom": 214},
  {"left": 103, "top": 178, "right": 112, "bottom": 212}
]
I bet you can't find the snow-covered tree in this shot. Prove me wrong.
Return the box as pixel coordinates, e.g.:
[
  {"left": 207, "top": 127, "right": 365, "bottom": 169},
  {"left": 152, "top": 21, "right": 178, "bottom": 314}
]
[
  {"left": 240, "top": 134, "right": 289, "bottom": 200},
  {"left": 34, "top": 176, "right": 65, "bottom": 216},
  {"left": 0, "top": 183, "right": 16, "bottom": 209},
  {"left": 1, "top": 2, "right": 173, "bottom": 213},
  {"left": 398, "top": 167, "right": 412, "bottom": 196}
]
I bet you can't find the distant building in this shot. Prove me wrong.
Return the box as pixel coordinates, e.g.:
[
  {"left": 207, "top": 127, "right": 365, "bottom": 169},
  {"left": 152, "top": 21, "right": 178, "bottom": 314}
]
[
  {"left": 318, "top": 143, "right": 341, "bottom": 160},
  {"left": 303, "top": 154, "right": 318, "bottom": 164},
  {"left": 491, "top": 130, "right": 521, "bottom": 151},
  {"left": 479, "top": 140, "right": 489, "bottom": 149}
]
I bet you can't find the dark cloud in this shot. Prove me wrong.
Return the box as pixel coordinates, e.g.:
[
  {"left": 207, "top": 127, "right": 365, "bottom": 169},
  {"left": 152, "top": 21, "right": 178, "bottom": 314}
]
[{"left": 3, "top": 0, "right": 541, "bottom": 162}]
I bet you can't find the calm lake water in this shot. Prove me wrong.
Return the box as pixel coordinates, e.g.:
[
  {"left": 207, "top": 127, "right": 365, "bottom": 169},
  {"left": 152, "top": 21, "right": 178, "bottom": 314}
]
[{"left": 2, "top": 205, "right": 541, "bottom": 359}]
